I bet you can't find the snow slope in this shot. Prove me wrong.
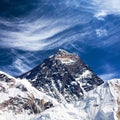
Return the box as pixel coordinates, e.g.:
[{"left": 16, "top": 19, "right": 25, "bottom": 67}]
[
  {"left": 75, "top": 80, "right": 118, "bottom": 120},
  {"left": 0, "top": 71, "right": 58, "bottom": 120},
  {"left": 34, "top": 104, "right": 87, "bottom": 120},
  {"left": 34, "top": 79, "right": 120, "bottom": 120}
]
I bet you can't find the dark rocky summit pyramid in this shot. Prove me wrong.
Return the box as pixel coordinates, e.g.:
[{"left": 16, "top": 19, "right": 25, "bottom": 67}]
[{"left": 18, "top": 49, "right": 104, "bottom": 102}]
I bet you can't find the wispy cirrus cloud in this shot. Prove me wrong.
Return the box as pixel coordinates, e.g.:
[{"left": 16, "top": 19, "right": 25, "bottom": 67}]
[
  {"left": 0, "top": 9, "right": 93, "bottom": 52},
  {"left": 98, "top": 64, "right": 118, "bottom": 80},
  {"left": 0, "top": 18, "right": 72, "bottom": 51},
  {"left": 92, "top": 0, "right": 120, "bottom": 18},
  {"left": 99, "top": 73, "right": 117, "bottom": 81},
  {"left": 95, "top": 28, "right": 108, "bottom": 37},
  {"left": 1, "top": 0, "right": 120, "bottom": 52},
  {"left": 62, "top": 0, "right": 120, "bottom": 16},
  {"left": 14, "top": 58, "right": 31, "bottom": 73}
]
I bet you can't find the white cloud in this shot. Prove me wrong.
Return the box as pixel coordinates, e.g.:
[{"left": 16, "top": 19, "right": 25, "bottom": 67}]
[
  {"left": 65, "top": 0, "right": 120, "bottom": 16},
  {"left": 96, "top": 28, "right": 108, "bottom": 37},
  {"left": 0, "top": 18, "right": 71, "bottom": 51},
  {"left": 92, "top": 0, "right": 120, "bottom": 18},
  {"left": 98, "top": 64, "right": 117, "bottom": 80},
  {"left": 14, "top": 58, "right": 30, "bottom": 73},
  {"left": 0, "top": 0, "right": 120, "bottom": 52},
  {"left": 99, "top": 73, "right": 116, "bottom": 81},
  {"left": 94, "top": 11, "right": 107, "bottom": 20},
  {"left": 0, "top": 11, "right": 91, "bottom": 52}
]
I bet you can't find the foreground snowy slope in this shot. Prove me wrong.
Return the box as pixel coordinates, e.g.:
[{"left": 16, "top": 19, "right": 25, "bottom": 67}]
[
  {"left": 34, "top": 104, "right": 87, "bottom": 120},
  {"left": 0, "top": 71, "right": 120, "bottom": 120},
  {"left": 34, "top": 79, "right": 120, "bottom": 120},
  {"left": 76, "top": 79, "right": 119, "bottom": 120},
  {"left": 0, "top": 71, "right": 58, "bottom": 120},
  {"left": 109, "top": 79, "right": 120, "bottom": 120}
]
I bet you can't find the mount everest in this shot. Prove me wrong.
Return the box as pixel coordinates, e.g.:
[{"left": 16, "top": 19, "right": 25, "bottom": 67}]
[{"left": 0, "top": 50, "right": 120, "bottom": 120}]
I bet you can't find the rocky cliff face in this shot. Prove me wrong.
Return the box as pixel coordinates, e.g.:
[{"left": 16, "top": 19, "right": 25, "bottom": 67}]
[{"left": 18, "top": 49, "right": 104, "bottom": 102}]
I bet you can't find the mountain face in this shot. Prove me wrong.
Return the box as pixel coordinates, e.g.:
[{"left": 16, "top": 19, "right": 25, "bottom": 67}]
[
  {"left": 0, "top": 49, "right": 120, "bottom": 120},
  {"left": 0, "top": 71, "right": 57, "bottom": 120},
  {"left": 18, "top": 49, "right": 104, "bottom": 102}
]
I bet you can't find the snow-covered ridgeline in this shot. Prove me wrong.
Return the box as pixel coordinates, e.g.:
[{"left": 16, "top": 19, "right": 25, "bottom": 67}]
[
  {"left": 25, "top": 79, "right": 120, "bottom": 120},
  {"left": 31, "top": 79, "right": 120, "bottom": 120},
  {"left": 74, "top": 79, "right": 120, "bottom": 120},
  {"left": 0, "top": 71, "right": 59, "bottom": 120}
]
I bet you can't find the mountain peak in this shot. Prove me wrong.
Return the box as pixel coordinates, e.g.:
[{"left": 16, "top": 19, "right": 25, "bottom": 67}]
[
  {"left": 18, "top": 49, "right": 104, "bottom": 102},
  {"left": 54, "top": 49, "right": 79, "bottom": 65},
  {"left": 57, "top": 49, "right": 69, "bottom": 53},
  {"left": 56, "top": 49, "right": 76, "bottom": 56}
]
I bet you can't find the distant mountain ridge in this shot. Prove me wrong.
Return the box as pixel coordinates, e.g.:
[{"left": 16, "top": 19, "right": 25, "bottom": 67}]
[{"left": 18, "top": 49, "right": 104, "bottom": 102}]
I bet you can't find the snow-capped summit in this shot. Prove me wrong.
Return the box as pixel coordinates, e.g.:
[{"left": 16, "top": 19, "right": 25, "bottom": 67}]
[
  {"left": 54, "top": 49, "right": 79, "bottom": 64},
  {"left": 18, "top": 50, "right": 104, "bottom": 103}
]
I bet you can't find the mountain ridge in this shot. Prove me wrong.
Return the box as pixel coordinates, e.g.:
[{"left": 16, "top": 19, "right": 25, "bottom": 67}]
[{"left": 0, "top": 71, "right": 58, "bottom": 120}]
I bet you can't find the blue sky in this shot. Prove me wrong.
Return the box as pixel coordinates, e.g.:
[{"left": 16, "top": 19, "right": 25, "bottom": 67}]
[{"left": 0, "top": 0, "right": 120, "bottom": 80}]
